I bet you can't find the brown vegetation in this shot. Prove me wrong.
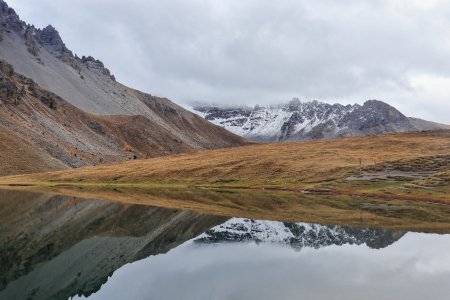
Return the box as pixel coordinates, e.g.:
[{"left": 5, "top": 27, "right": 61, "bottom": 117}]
[
  {"left": 6, "top": 130, "right": 448, "bottom": 186},
  {"left": 0, "top": 126, "right": 67, "bottom": 176}
]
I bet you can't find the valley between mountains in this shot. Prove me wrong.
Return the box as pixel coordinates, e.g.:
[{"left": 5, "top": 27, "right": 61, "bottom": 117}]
[
  {"left": 0, "top": 0, "right": 450, "bottom": 233},
  {"left": 2, "top": 2, "right": 450, "bottom": 300}
]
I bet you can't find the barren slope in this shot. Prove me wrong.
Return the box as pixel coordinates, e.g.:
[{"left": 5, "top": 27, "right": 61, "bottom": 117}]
[
  {"left": 0, "top": 59, "right": 245, "bottom": 175},
  {"left": 408, "top": 117, "right": 450, "bottom": 131}
]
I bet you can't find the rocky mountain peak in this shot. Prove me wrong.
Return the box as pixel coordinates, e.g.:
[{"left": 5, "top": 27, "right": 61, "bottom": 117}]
[
  {"left": 36, "top": 25, "right": 65, "bottom": 52},
  {"left": 0, "top": 0, "right": 14, "bottom": 18},
  {"left": 81, "top": 55, "right": 115, "bottom": 80},
  {"left": 194, "top": 99, "right": 417, "bottom": 141},
  {"left": 0, "top": 0, "right": 24, "bottom": 32},
  {"left": 0, "top": 1, "right": 114, "bottom": 79},
  {"left": 362, "top": 99, "right": 406, "bottom": 120},
  {"left": 363, "top": 99, "right": 397, "bottom": 113}
]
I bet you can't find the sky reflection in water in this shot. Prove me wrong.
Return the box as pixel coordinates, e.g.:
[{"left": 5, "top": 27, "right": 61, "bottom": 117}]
[{"left": 78, "top": 232, "right": 450, "bottom": 300}]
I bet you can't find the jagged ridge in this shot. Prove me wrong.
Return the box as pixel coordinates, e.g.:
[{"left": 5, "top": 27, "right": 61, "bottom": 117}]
[
  {"left": 0, "top": 3, "right": 113, "bottom": 79},
  {"left": 194, "top": 99, "right": 445, "bottom": 141}
]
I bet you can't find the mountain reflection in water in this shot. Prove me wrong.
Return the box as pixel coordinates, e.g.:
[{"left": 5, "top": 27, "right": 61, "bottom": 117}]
[
  {"left": 0, "top": 189, "right": 449, "bottom": 300},
  {"left": 77, "top": 232, "right": 450, "bottom": 300},
  {"left": 0, "top": 189, "right": 225, "bottom": 300}
]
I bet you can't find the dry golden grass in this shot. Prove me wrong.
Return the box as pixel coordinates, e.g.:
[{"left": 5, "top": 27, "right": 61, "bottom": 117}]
[
  {"left": 0, "top": 126, "right": 67, "bottom": 176},
  {"left": 2, "top": 130, "right": 449, "bottom": 187}
]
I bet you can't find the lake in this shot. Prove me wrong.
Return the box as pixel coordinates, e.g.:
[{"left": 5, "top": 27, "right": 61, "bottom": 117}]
[{"left": 0, "top": 189, "right": 449, "bottom": 300}]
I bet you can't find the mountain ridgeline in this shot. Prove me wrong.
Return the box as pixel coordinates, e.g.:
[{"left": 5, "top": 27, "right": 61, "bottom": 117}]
[
  {"left": 194, "top": 99, "right": 449, "bottom": 142},
  {"left": 0, "top": 0, "right": 245, "bottom": 175}
]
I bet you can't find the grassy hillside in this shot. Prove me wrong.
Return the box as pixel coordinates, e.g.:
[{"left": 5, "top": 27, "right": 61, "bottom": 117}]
[
  {"left": 0, "top": 126, "right": 68, "bottom": 176},
  {"left": 3, "top": 130, "right": 448, "bottom": 186}
]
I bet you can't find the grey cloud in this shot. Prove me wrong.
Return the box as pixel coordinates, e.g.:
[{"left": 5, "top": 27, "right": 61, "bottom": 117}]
[{"left": 7, "top": 0, "right": 450, "bottom": 123}]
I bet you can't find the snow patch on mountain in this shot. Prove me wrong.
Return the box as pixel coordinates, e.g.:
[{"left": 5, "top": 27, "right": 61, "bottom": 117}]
[{"left": 193, "top": 99, "right": 417, "bottom": 141}]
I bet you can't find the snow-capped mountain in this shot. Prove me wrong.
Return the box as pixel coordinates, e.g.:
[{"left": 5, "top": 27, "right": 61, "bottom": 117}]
[
  {"left": 194, "top": 218, "right": 406, "bottom": 250},
  {"left": 193, "top": 99, "right": 444, "bottom": 141}
]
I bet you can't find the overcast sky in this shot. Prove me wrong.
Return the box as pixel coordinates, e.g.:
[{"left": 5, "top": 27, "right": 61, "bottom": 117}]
[{"left": 7, "top": 0, "right": 450, "bottom": 123}]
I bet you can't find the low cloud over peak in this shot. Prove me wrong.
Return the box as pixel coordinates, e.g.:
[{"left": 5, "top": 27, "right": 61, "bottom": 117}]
[{"left": 8, "top": 0, "right": 450, "bottom": 123}]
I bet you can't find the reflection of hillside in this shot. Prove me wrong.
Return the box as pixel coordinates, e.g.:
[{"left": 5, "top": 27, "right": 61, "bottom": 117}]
[
  {"left": 195, "top": 218, "right": 406, "bottom": 250},
  {"left": 0, "top": 189, "right": 226, "bottom": 300}
]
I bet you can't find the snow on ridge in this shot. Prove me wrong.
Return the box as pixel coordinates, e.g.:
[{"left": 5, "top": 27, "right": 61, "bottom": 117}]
[
  {"left": 193, "top": 100, "right": 351, "bottom": 140},
  {"left": 193, "top": 99, "right": 412, "bottom": 141}
]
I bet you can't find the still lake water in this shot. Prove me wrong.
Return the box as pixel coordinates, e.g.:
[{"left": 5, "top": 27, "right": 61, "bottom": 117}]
[{"left": 0, "top": 189, "right": 449, "bottom": 300}]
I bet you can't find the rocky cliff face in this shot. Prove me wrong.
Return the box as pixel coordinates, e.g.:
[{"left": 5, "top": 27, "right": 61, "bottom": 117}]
[
  {"left": 195, "top": 218, "right": 406, "bottom": 250},
  {"left": 0, "top": 3, "right": 107, "bottom": 77},
  {"left": 0, "top": 0, "right": 246, "bottom": 175},
  {"left": 0, "top": 2, "right": 24, "bottom": 33},
  {"left": 194, "top": 99, "right": 445, "bottom": 142}
]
